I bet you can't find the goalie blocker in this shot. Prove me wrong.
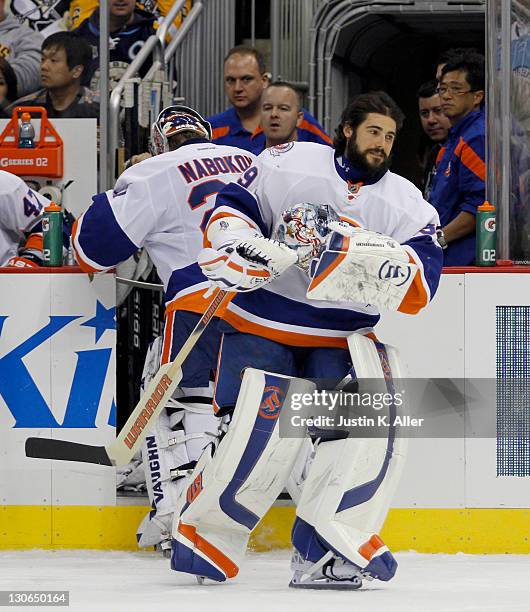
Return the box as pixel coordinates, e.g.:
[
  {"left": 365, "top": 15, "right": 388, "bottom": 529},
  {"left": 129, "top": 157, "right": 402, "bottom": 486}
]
[
  {"left": 170, "top": 334, "right": 406, "bottom": 589},
  {"left": 307, "top": 223, "right": 418, "bottom": 311}
]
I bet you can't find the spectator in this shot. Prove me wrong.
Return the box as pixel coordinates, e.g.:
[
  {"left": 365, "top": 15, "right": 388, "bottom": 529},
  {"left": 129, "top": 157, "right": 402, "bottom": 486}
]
[
  {"left": 8, "top": 0, "right": 70, "bottom": 35},
  {"left": 208, "top": 46, "right": 332, "bottom": 154},
  {"left": 10, "top": 32, "right": 99, "bottom": 119},
  {"left": 429, "top": 52, "right": 485, "bottom": 266},
  {"left": 417, "top": 79, "right": 450, "bottom": 200},
  {"left": 435, "top": 47, "right": 482, "bottom": 82},
  {"left": 73, "top": 0, "right": 156, "bottom": 89},
  {"left": 261, "top": 81, "right": 303, "bottom": 148},
  {"left": 0, "top": 57, "right": 18, "bottom": 117},
  {"left": 0, "top": 0, "right": 43, "bottom": 96}
]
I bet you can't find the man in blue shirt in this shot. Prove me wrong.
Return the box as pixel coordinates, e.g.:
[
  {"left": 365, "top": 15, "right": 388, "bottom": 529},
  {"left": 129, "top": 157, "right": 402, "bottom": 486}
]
[
  {"left": 430, "top": 52, "right": 485, "bottom": 266},
  {"left": 208, "top": 46, "right": 332, "bottom": 154}
]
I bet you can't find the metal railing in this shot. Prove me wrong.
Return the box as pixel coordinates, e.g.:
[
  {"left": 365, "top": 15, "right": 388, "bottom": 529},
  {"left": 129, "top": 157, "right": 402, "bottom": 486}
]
[
  {"left": 104, "top": 0, "right": 193, "bottom": 189},
  {"left": 101, "top": 0, "right": 233, "bottom": 190}
]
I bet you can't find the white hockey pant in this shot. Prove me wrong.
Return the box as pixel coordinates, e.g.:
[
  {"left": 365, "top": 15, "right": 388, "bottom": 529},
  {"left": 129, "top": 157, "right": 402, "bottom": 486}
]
[
  {"left": 170, "top": 368, "right": 315, "bottom": 581},
  {"left": 292, "top": 334, "right": 408, "bottom": 582}
]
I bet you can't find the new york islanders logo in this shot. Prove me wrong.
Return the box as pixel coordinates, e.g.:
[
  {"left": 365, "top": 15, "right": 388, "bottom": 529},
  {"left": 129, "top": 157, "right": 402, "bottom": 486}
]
[{"left": 258, "top": 386, "right": 285, "bottom": 419}]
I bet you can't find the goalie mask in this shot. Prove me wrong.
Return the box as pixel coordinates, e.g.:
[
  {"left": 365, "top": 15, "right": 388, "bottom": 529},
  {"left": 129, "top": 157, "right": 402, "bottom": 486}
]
[
  {"left": 272, "top": 203, "right": 340, "bottom": 272},
  {"left": 150, "top": 105, "right": 212, "bottom": 155}
]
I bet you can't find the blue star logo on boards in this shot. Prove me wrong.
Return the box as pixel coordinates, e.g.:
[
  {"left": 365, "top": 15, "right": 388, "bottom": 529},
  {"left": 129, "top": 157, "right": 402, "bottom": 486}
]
[{"left": 81, "top": 300, "right": 116, "bottom": 343}]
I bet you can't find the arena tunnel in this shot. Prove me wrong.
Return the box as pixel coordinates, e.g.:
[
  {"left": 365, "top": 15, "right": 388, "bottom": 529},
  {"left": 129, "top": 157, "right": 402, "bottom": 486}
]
[{"left": 308, "top": 0, "right": 485, "bottom": 185}]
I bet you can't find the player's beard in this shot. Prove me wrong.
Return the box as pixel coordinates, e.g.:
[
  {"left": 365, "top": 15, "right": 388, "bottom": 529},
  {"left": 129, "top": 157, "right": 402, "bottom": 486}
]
[{"left": 345, "top": 137, "right": 391, "bottom": 179}]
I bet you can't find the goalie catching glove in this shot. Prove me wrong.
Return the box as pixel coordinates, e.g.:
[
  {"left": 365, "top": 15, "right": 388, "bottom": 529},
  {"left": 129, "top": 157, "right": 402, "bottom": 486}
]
[
  {"left": 198, "top": 236, "right": 297, "bottom": 293},
  {"left": 307, "top": 222, "right": 418, "bottom": 311}
]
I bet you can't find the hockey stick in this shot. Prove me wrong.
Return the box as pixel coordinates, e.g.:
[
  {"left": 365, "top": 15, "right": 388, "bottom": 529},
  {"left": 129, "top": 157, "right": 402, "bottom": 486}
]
[{"left": 25, "top": 289, "right": 232, "bottom": 467}]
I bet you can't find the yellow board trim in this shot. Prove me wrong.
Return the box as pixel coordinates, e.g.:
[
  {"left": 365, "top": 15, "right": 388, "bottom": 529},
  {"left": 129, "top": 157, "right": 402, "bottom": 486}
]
[{"left": 1, "top": 506, "right": 530, "bottom": 553}]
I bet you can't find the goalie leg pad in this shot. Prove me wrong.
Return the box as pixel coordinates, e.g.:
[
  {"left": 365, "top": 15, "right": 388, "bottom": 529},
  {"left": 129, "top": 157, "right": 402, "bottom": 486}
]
[
  {"left": 171, "top": 368, "right": 315, "bottom": 581},
  {"left": 136, "top": 324, "right": 222, "bottom": 549},
  {"left": 137, "top": 398, "right": 221, "bottom": 548},
  {"left": 293, "top": 335, "right": 407, "bottom": 583}
]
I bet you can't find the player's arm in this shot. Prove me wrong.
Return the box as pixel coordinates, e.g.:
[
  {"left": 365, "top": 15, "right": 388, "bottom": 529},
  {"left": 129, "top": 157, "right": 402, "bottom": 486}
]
[
  {"left": 397, "top": 222, "right": 444, "bottom": 313},
  {"left": 443, "top": 133, "right": 485, "bottom": 242},
  {"left": 72, "top": 177, "right": 156, "bottom": 273},
  {"left": 442, "top": 211, "right": 476, "bottom": 243}
]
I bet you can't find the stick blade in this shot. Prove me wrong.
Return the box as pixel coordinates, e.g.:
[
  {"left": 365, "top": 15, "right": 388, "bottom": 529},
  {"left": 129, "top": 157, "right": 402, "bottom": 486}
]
[{"left": 25, "top": 437, "right": 113, "bottom": 466}]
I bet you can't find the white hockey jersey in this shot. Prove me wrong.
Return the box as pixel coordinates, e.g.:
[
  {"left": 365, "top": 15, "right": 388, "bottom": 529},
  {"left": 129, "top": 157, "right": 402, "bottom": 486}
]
[
  {"left": 72, "top": 141, "right": 255, "bottom": 313},
  {"left": 206, "top": 142, "right": 443, "bottom": 348},
  {"left": 0, "top": 170, "right": 50, "bottom": 266}
]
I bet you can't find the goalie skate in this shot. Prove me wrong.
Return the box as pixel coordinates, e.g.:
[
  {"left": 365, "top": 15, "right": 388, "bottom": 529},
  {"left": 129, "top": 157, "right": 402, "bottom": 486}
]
[{"left": 289, "top": 550, "right": 365, "bottom": 590}]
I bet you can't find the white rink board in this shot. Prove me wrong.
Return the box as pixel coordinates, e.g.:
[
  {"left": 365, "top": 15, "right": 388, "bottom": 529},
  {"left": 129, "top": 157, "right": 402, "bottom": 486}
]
[
  {"left": 0, "top": 271, "right": 116, "bottom": 505},
  {"left": 1, "top": 270, "right": 529, "bottom": 510},
  {"left": 379, "top": 272, "right": 530, "bottom": 509},
  {"left": 0, "top": 119, "right": 97, "bottom": 218},
  {"left": 465, "top": 274, "right": 530, "bottom": 507},
  {"left": 377, "top": 275, "right": 466, "bottom": 508}
]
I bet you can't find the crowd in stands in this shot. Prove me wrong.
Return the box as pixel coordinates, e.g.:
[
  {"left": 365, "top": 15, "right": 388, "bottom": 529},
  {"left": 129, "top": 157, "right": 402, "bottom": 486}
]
[
  {"left": 0, "top": 0, "right": 164, "bottom": 118},
  {"left": 0, "top": 0, "right": 487, "bottom": 267}
]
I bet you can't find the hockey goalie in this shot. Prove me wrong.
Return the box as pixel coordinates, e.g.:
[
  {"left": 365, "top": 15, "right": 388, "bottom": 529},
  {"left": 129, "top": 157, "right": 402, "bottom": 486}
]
[{"left": 169, "top": 91, "right": 444, "bottom": 589}]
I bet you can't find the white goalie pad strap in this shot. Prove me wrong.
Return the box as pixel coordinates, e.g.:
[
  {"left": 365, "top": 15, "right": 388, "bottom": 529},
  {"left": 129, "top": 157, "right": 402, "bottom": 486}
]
[
  {"left": 295, "top": 334, "right": 407, "bottom": 569},
  {"left": 307, "top": 224, "right": 417, "bottom": 311},
  {"left": 285, "top": 437, "right": 314, "bottom": 504},
  {"left": 172, "top": 368, "right": 315, "bottom": 577}
]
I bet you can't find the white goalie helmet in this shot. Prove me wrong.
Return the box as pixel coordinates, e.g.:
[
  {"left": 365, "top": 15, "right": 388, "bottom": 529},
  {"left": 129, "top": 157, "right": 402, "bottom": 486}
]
[
  {"left": 272, "top": 203, "right": 340, "bottom": 272},
  {"left": 150, "top": 105, "right": 212, "bottom": 155}
]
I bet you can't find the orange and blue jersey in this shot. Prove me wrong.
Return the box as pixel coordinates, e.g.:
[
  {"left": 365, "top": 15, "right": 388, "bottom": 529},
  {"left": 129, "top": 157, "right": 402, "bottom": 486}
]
[
  {"left": 429, "top": 108, "right": 485, "bottom": 266},
  {"left": 207, "top": 106, "right": 332, "bottom": 155}
]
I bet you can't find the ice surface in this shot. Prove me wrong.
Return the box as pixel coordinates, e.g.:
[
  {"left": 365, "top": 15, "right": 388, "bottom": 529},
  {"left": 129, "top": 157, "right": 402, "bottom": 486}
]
[{"left": 1, "top": 549, "right": 529, "bottom": 612}]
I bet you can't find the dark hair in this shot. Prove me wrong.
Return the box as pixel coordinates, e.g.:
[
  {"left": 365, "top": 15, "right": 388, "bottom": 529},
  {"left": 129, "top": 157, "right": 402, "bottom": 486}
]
[
  {"left": 42, "top": 32, "right": 92, "bottom": 75},
  {"left": 436, "top": 47, "right": 481, "bottom": 68},
  {"left": 417, "top": 79, "right": 439, "bottom": 99},
  {"left": 224, "top": 45, "right": 266, "bottom": 75},
  {"left": 0, "top": 58, "right": 18, "bottom": 103},
  {"left": 334, "top": 91, "right": 405, "bottom": 156},
  {"left": 441, "top": 52, "right": 485, "bottom": 92},
  {"left": 266, "top": 80, "right": 302, "bottom": 109}
]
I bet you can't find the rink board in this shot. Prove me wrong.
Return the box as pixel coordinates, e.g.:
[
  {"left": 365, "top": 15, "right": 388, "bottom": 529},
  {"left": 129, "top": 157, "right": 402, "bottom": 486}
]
[{"left": 1, "top": 270, "right": 530, "bottom": 553}]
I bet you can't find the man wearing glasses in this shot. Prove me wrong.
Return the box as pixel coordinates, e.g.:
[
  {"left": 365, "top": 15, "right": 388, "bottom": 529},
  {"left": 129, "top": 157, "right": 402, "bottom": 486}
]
[{"left": 429, "top": 51, "right": 485, "bottom": 265}]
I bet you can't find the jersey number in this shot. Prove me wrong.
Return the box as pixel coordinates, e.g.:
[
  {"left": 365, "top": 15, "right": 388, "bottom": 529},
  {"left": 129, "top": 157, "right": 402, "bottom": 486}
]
[
  {"left": 23, "top": 191, "right": 43, "bottom": 218},
  {"left": 188, "top": 179, "right": 227, "bottom": 233}
]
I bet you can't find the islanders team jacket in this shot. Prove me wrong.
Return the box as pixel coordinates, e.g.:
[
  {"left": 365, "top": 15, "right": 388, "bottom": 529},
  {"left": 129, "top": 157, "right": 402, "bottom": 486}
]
[{"left": 429, "top": 108, "right": 486, "bottom": 266}]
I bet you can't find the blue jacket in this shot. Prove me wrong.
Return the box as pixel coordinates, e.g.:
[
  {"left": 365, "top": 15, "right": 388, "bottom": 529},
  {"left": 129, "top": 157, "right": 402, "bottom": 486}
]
[
  {"left": 208, "top": 106, "right": 332, "bottom": 155},
  {"left": 429, "top": 108, "right": 486, "bottom": 266}
]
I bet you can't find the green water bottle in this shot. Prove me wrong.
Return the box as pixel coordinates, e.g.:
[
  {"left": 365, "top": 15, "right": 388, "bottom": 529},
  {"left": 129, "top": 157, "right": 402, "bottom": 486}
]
[
  {"left": 42, "top": 201, "right": 63, "bottom": 266},
  {"left": 475, "top": 201, "right": 496, "bottom": 266}
]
